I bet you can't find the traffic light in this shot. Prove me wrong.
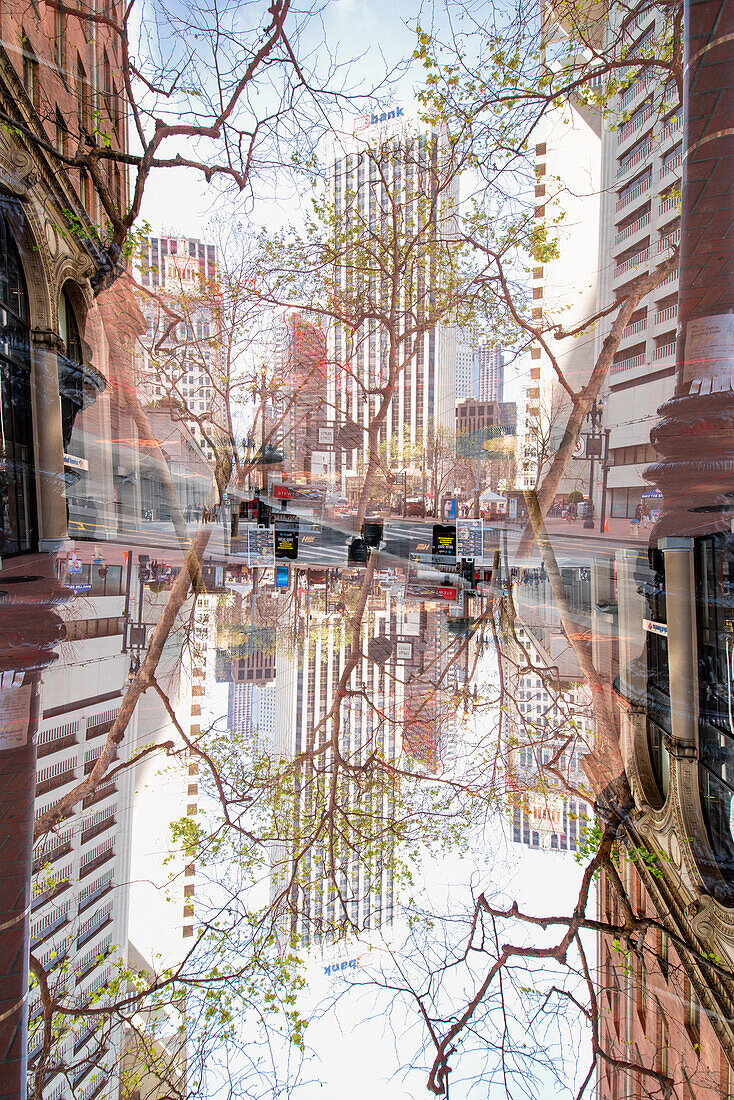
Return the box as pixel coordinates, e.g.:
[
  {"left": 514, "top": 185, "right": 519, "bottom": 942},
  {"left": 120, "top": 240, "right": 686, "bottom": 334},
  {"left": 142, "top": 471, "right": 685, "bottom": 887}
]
[
  {"left": 348, "top": 537, "right": 369, "bottom": 565},
  {"left": 255, "top": 489, "right": 271, "bottom": 527},
  {"left": 461, "top": 558, "right": 476, "bottom": 589},
  {"left": 361, "top": 520, "right": 383, "bottom": 548}
]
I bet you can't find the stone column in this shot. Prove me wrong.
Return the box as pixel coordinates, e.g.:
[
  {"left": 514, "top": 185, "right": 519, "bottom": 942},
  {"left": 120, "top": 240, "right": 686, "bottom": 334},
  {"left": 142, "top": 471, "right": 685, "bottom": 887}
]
[
  {"left": 0, "top": 556, "right": 66, "bottom": 1100},
  {"left": 615, "top": 549, "right": 648, "bottom": 705},
  {"left": 659, "top": 537, "right": 699, "bottom": 751},
  {"left": 29, "top": 331, "right": 67, "bottom": 553}
]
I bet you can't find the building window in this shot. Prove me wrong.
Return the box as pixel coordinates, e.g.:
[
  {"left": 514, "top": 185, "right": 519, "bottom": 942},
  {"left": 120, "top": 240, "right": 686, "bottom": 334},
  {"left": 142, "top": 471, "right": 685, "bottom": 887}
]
[
  {"left": 0, "top": 208, "right": 36, "bottom": 555},
  {"left": 58, "top": 288, "right": 85, "bottom": 454},
  {"left": 21, "top": 33, "right": 39, "bottom": 109},
  {"left": 684, "top": 977, "right": 701, "bottom": 1047},
  {"left": 54, "top": 6, "right": 67, "bottom": 74},
  {"left": 77, "top": 55, "right": 90, "bottom": 133},
  {"left": 656, "top": 1004, "right": 669, "bottom": 1076}
]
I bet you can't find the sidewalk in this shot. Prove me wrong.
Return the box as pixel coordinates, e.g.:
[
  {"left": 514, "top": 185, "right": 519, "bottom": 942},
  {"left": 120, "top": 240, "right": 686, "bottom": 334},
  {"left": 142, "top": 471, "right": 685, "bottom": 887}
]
[
  {"left": 505, "top": 513, "right": 653, "bottom": 548},
  {"left": 543, "top": 514, "right": 652, "bottom": 543}
]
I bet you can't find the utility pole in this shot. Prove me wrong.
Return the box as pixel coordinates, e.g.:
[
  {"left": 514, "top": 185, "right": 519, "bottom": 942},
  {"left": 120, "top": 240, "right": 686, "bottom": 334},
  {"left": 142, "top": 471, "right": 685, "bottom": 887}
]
[
  {"left": 584, "top": 400, "right": 601, "bottom": 530},
  {"left": 599, "top": 429, "right": 611, "bottom": 534}
]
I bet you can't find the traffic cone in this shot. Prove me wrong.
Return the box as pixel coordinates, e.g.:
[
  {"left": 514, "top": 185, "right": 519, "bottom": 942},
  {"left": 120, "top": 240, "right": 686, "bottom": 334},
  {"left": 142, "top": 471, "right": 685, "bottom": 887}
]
[{"left": 604, "top": 517, "right": 609, "bottom": 532}]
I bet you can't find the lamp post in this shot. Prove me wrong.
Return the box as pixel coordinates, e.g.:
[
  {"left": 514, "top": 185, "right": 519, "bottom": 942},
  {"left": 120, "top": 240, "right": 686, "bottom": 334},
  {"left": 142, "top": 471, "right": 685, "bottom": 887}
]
[{"left": 584, "top": 399, "right": 603, "bottom": 529}]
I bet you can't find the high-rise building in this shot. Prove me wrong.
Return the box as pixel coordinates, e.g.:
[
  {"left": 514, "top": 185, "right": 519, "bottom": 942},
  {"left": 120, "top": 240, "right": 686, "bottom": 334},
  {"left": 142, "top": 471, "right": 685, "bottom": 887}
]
[
  {"left": 476, "top": 345, "right": 504, "bottom": 404},
  {"left": 505, "top": 624, "right": 592, "bottom": 853},
  {"left": 272, "top": 601, "right": 403, "bottom": 947},
  {"left": 327, "top": 105, "right": 457, "bottom": 488},
  {"left": 136, "top": 235, "right": 223, "bottom": 460},
  {"left": 594, "top": 15, "right": 681, "bottom": 520},
  {"left": 228, "top": 681, "right": 277, "bottom": 751},
  {"left": 524, "top": 96, "right": 601, "bottom": 498},
  {"left": 455, "top": 344, "right": 478, "bottom": 402}
]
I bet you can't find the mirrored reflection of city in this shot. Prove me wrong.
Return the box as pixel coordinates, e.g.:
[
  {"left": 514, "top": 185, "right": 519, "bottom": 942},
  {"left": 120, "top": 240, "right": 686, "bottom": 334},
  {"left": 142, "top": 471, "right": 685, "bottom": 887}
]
[{"left": 1, "top": 1, "right": 734, "bottom": 1098}]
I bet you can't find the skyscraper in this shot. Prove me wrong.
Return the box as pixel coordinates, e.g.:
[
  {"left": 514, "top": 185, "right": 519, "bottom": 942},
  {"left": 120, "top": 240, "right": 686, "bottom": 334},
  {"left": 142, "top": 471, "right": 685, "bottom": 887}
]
[
  {"left": 327, "top": 105, "right": 457, "bottom": 488},
  {"left": 272, "top": 601, "right": 403, "bottom": 947},
  {"left": 455, "top": 344, "right": 478, "bottom": 402},
  {"left": 136, "top": 235, "right": 223, "bottom": 460},
  {"left": 476, "top": 345, "right": 504, "bottom": 404}
]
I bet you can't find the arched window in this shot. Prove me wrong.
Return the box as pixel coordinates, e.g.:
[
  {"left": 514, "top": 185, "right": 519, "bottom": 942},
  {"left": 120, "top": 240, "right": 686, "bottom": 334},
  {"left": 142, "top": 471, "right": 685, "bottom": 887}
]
[
  {"left": 57, "top": 288, "right": 85, "bottom": 452},
  {"left": 0, "top": 207, "right": 36, "bottom": 554}
]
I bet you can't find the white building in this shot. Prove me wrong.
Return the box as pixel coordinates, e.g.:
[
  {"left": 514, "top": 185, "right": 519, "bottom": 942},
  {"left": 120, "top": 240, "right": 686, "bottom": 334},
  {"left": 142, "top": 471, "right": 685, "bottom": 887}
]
[
  {"left": 271, "top": 598, "right": 405, "bottom": 947},
  {"left": 595, "top": 13, "right": 680, "bottom": 519},
  {"left": 456, "top": 343, "right": 477, "bottom": 402},
  {"left": 326, "top": 105, "right": 457, "bottom": 486},
  {"left": 524, "top": 90, "right": 601, "bottom": 496},
  {"left": 29, "top": 552, "right": 194, "bottom": 1099},
  {"left": 477, "top": 344, "right": 504, "bottom": 404}
]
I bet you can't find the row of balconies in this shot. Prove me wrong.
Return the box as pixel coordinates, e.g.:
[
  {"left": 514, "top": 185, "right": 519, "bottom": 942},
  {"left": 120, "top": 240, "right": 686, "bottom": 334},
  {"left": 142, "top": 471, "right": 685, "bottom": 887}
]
[
  {"left": 614, "top": 192, "right": 681, "bottom": 245},
  {"left": 619, "top": 67, "right": 656, "bottom": 110},
  {"left": 620, "top": 307, "right": 677, "bottom": 344},
  {"left": 617, "top": 161, "right": 681, "bottom": 211},
  {"left": 614, "top": 229, "right": 679, "bottom": 281},
  {"left": 611, "top": 338, "right": 677, "bottom": 375}
]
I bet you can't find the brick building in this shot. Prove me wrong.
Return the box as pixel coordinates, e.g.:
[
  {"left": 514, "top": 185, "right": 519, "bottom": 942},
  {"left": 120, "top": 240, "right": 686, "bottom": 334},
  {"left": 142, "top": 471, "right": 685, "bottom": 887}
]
[{"left": 598, "top": 857, "right": 734, "bottom": 1100}]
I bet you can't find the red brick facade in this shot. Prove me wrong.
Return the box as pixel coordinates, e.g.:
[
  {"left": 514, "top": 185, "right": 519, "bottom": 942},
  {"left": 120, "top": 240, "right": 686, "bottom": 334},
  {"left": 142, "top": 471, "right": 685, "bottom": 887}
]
[{"left": 597, "top": 859, "right": 734, "bottom": 1100}]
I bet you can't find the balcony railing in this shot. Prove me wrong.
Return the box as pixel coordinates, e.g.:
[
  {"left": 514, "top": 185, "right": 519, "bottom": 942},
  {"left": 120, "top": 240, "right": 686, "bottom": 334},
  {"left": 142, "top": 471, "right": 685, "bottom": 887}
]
[
  {"left": 660, "top": 151, "right": 683, "bottom": 176},
  {"left": 611, "top": 352, "right": 646, "bottom": 374},
  {"left": 615, "top": 211, "right": 650, "bottom": 245},
  {"left": 82, "top": 782, "right": 117, "bottom": 810},
  {"left": 36, "top": 765, "right": 77, "bottom": 797},
  {"left": 655, "top": 304, "right": 676, "bottom": 325},
  {"left": 653, "top": 340, "right": 676, "bottom": 360},
  {"left": 618, "top": 102, "right": 654, "bottom": 144},
  {"left": 619, "top": 69, "right": 654, "bottom": 109},
  {"left": 660, "top": 115, "right": 681, "bottom": 142},
  {"left": 656, "top": 228, "right": 680, "bottom": 253},
  {"left": 617, "top": 141, "right": 653, "bottom": 179},
  {"left": 659, "top": 194, "right": 679, "bottom": 216},
  {"left": 615, "top": 248, "right": 649, "bottom": 277},
  {"left": 617, "top": 176, "right": 652, "bottom": 210},
  {"left": 623, "top": 317, "right": 647, "bottom": 338}
]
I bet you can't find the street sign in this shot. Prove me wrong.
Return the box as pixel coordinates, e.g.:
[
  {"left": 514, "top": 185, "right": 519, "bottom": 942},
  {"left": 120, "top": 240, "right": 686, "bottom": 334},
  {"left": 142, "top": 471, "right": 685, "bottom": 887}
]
[
  {"left": 432, "top": 524, "right": 457, "bottom": 564},
  {"left": 457, "top": 519, "right": 482, "bottom": 558},
  {"left": 274, "top": 485, "right": 291, "bottom": 499},
  {"left": 275, "top": 565, "right": 290, "bottom": 588},
  {"left": 274, "top": 528, "right": 298, "bottom": 559}
]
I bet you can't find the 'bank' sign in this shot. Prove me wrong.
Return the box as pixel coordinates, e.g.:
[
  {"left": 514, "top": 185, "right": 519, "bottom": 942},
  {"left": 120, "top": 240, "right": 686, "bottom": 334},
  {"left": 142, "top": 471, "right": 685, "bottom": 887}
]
[{"left": 354, "top": 106, "right": 404, "bottom": 131}]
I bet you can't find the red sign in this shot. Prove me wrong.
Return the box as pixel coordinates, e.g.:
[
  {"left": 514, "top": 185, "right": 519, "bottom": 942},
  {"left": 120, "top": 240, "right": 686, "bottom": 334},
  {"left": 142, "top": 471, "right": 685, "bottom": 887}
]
[
  {"left": 437, "top": 586, "right": 457, "bottom": 600},
  {"left": 274, "top": 485, "right": 291, "bottom": 499}
]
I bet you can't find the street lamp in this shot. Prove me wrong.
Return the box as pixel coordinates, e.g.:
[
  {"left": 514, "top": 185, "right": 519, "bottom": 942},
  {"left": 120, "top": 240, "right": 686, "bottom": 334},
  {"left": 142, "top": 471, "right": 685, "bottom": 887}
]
[{"left": 584, "top": 399, "right": 603, "bottom": 529}]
